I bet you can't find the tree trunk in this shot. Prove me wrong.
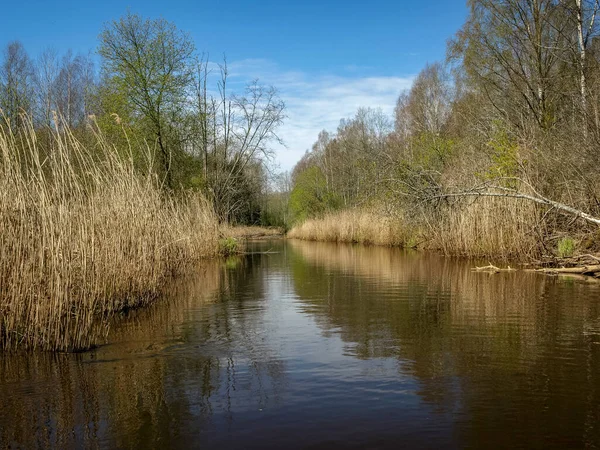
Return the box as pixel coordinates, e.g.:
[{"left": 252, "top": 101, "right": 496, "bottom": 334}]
[{"left": 576, "top": 0, "right": 588, "bottom": 134}]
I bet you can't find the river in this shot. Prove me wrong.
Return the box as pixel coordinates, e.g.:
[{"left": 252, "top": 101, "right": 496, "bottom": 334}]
[{"left": 2, "top": 239, "right": 600, "bottom": 449}]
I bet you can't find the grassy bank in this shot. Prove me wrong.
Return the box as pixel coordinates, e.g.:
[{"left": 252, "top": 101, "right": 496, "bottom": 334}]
[
  {"left": 287, "top": 198, "right": 548, "bottom": 260},
  {"left": 427, "top": 197, "right": 542, "bottom": 259},
  {"left": 0, "top": 120, "right": 219, "bottom": 352},
  {"left": 287, "top": 209, "right": 413, "bottom": 247}
]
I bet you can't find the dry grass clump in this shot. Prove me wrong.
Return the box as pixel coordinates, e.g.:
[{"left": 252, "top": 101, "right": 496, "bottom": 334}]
[
  {"left": 427, "top": 196, "right": 541, "bottom": 259},
  {"left": 220, "top": 224, "right": 284, "bottom": 239},
  {"left": 287, "top": 209, "right": 412, "bottom": 246},
  {"left": 0, "top": 118, "right": 219, "bottom": 352}
]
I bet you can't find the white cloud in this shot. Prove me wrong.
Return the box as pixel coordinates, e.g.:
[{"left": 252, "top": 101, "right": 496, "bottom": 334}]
[{"left": 225, "top": 59, "right": 415, "bottom": 171}]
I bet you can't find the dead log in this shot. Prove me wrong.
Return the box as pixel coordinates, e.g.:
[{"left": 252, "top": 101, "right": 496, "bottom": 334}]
[{"left": 534, "top": 264, "right": 600, "bottom": 275}]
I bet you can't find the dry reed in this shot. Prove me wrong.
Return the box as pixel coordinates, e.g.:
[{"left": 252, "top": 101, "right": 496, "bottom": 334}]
[
  {"left": 0, "top": 116, "right": 219, "bottom": 352},
  {"left": 288, "top": 197, "right": 542, "bottom": 260},
  {"left": 427, "top": 196, "right": 542, "bottom": 259},
  {"left": 220, "top": 224, "right": 284, "bottom": 239},
  {"left": 287, "top": 209, "right": 411, "bottom": 246}
]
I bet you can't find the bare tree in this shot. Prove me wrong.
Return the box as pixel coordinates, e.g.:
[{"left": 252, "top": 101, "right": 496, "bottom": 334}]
[
  {"left": 195, "top": 60, "right": 285, "bottom": 221},
  {"left": 564, "top": 0, "right": 600, "bottom": 133},
  {"left": 450, "top": 0, "right": 570, "bottom": 130},
  {"left": 54, "top": 51, "right": 95, "bottom": 128},
  {"left": 33, "top": 48, "right": 59, "bottom": 127},
  {"left": 0, "top": 41, "right": 34, "bottom": 129},
  {"left": 404, "top": 63, "right": 452, "bottom": 137}
]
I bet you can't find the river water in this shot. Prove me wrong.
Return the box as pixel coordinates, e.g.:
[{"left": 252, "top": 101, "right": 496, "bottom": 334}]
[{"left": 2, "top": 239, "right": 600, "bottom": 449}]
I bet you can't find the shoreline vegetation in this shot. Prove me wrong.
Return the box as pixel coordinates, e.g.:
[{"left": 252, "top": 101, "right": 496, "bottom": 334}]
[
  {"left": 285, "top": 2, "right": 600, "bottom": 267},
  {"left": 287, "top": 210, "right": 411, "bottom": 247},
  {"left": 286, "top": 208, "right": 600, "bottom": 279},
  {"left": 0, "top": 118, "right": 281, "bottom": 353},
  {"left": 4, "top": 0, "right": 600, "bottom": 353},
  {"left": 287, "top": 202, "right": 542, "bottom": 260},
  {"left": 0, "top": 119, "right": 220, "bottom": 352},
  {"left": 0, "top": 12, "right": 287, "bottom": 353},
  {"left": 221, "top": 225, "right": 284, "bottom": 240}
]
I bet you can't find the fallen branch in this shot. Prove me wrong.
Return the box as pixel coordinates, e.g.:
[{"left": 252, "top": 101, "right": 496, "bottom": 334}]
[
  {"left": 424, "top": 180, "right": 600, "bottom": 226},
  {"left": 473, "top": 263, "right": 517, "bottom": 273},
  {"left": 573, "top": 254, "right": 600, "bottom": 263},
  {"left": 533, "top": 264, "right": 600, "bottom": 275}
]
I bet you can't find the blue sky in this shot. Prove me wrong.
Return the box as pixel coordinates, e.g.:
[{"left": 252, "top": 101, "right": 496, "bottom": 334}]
[{"left": 0, "top": 0, "right": 468, "bottom": 170}]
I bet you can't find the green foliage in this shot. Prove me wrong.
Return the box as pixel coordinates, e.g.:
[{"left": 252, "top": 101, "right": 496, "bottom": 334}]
[
  {"left": 260, "top": 193, "right": 290, "bottom": 230},
  {"left": 219, "top": 237, "right": 239, "bottom": 256},
  {"left": 93, "top": 83, "right": 151, "bottom": 166},
  {"left": 98, "top": 13, "right": 195, "bottom": 114},
  {"left": 289, "top": 166, "right": 340, "bottom": 223},
  {"left": 413, "top": 133, "right": 455, "bottom": 170},
  {"left": 557, "top": 237, "right": 576, "bottom": 258},
  {"left": 484, "top": 127, "right": 520, "bottom": 183},
  {"left": 98, "top": 12, "right": 196, "bottom": 189}
]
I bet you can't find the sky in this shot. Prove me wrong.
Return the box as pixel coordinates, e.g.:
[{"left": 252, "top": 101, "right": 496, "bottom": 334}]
[{"left": 0, "top": 0, "right": 468, "bottom": 171}]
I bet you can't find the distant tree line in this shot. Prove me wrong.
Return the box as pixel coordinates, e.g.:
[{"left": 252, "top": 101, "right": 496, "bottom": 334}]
[{"left": 0, "top": 12, "right": 285, "bottom": 225}]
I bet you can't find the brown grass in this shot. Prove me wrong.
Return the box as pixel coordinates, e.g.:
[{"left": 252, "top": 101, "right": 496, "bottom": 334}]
[
  {"left": 287, "top": 209, "right": 412, "bottom": 246},
  {"left": 0, "top": 117, "right": 219, "bottom": 352},
  {"left": 221, "top": 225, "right": 284, "bottom": 239},
  {"left": 427, "top": 196, "right": 542, "bottom": 259},
  {"left": 288, "top": 197, "right": 543, "bottom": 260}
]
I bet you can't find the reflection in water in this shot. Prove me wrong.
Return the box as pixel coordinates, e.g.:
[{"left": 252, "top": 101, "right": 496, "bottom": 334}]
[
  {"left": 0, "top": 256, "right": 287, "bottom": 449},
  {"left": 289, "top": 240, "right": 600, "bottom": 448},
  {"left": 1, "top": 239, "right": 600, "bottom": 449}
]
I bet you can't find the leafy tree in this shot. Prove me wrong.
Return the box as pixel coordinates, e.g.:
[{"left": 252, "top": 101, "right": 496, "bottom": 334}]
[
  {"left": 98, "top": 12, "right": 196, "bottom": 189},
  {"left": 290, "top": 165, "right": 339, "bottom": 223}
]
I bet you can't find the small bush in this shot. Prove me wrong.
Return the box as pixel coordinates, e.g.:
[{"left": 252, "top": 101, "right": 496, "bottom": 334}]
[
  {"left": 219, "top": 237, "right": 239, "bottom": 256},
  {"left": 557, "top": 237, "right": 576, "bottom": 258}
]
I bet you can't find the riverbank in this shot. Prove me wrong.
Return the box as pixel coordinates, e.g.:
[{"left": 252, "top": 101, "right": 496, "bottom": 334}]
[
  {"left": 287, "top": 204, "right": 598, "bottom": 264},
  {"left": 0, "top": 122, "right": 220, "bottom": 352},
  {"left": 221, "top": 225, "right": 285, "bottom": 240},
  {"left": 287, "top": 210, "right": 411, "bottom": 247}
]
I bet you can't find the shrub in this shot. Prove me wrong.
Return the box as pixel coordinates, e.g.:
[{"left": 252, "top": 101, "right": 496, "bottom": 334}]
[
  {"left": 557, "top": 237, "right": 576, "bottom": 258},
  {"left": 219, "top": 237, "right": 239, "bottom": 256}
]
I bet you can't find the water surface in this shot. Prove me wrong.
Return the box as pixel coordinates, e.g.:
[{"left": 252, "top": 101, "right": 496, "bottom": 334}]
[{"left": 2, "top": 239, "right": 600, "bottom": 449}]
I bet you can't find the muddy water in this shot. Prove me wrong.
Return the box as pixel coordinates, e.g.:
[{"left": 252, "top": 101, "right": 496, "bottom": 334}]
[{"left": 2, "top": 239, "right": 600, "bottom": 449}]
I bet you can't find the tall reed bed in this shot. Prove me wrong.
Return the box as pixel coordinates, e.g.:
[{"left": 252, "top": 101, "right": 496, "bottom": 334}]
[
  {"left": 287, "top": 209, "right": 412, "bottom": 246},
  {"left": 427, "top": 196, "right": 541, "bottom": 259},
  {"left": 0, "top": 118, "right": 219, "bottom": 352},
  {"left": 288, "top": 198, "right": 542, "bottom": 260}
]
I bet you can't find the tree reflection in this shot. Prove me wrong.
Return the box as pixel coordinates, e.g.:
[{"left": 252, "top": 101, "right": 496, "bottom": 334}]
[
  {"left": 288, "top": 240, "right": 600, "bottom": 448},
  {"left": 3, "top": 241, "right": 600, "bottom": 448}
]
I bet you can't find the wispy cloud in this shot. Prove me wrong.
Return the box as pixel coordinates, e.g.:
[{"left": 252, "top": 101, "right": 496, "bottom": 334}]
[{"left": 226, "top": 59, "right": 415, "bottom": 171}]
